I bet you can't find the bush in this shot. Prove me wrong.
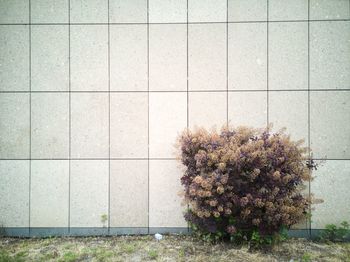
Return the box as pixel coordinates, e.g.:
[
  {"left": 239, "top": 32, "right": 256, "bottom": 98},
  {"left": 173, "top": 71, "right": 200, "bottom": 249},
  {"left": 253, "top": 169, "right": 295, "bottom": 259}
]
[
  {"left": 320, "top": 221, "right": 350, "bottom": 242},
  {"left": 177, "top": 125, "right": 317, "bottom": 244}
]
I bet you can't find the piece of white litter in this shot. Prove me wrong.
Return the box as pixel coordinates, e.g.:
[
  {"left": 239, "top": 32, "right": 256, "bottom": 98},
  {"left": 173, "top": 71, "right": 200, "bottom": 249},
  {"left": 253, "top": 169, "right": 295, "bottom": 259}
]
[{"left": 155, "top": 233, "right": 163, "bottom": 241}]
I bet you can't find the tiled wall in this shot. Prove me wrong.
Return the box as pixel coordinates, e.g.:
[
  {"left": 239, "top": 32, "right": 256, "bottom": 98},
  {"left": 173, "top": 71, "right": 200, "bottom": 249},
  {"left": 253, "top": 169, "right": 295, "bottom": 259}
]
[{"left": 0, "top": 0, "right": 349, "bottom": 236}]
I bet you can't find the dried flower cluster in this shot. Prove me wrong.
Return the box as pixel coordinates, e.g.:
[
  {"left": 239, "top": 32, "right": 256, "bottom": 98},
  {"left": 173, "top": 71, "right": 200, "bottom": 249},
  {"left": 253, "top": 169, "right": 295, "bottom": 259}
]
[{"left": 177, "top": 125, "right": 315, "bottom": 239}]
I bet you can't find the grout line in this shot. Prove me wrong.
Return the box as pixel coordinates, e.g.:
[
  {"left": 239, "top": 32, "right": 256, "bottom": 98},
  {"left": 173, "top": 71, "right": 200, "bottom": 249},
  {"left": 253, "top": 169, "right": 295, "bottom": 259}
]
[
  {"left": 107, "top": 0, "right": 111, "bottom": 234},
  {"left": 68, "top": 0, "right": 72, "bottom": 233},
  {"left": 226, "top": 0, "right": 229, "bottom": 125},
  {"left": 186, "top": 0, "right": 189, "bottom": 129},
  {"left": 307, "top": 0, "right": 312, "bottom": 237},
  {"left": 267, "top": 0, "right": 269, "bottom": 128},
  {"left": 1, "top": 18, "right": 349, "bottom": 26},
  {"left": 147, "top": 0, "right": 150, "bottom": 235},
  {"left": 2, "top": 88, "right": 350, "bottom": 93},
  {"left": 28, "top": 0, "right": 32, "bottom": 236},
  {"left": 186, "top": 0, "right": 190, "bottom": 234},
  {"left": 68, "top": 0, "right": 71, "bottom": 233},
  {"left": 2, "top": 158, "right": 348, "bottom": 161}
]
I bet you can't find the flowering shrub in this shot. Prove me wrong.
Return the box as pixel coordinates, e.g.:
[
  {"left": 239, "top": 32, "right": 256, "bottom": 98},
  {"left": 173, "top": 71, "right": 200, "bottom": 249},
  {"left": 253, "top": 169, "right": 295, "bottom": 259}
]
[{"left": 177, "top": 125, "right": 317, "bottom": 244}]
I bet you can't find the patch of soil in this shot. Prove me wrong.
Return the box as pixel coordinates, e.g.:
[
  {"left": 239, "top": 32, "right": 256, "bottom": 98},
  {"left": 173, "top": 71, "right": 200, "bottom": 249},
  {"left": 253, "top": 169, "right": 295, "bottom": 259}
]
[{"left": 0, "top": 235, "right": 349, "bottom": 261}]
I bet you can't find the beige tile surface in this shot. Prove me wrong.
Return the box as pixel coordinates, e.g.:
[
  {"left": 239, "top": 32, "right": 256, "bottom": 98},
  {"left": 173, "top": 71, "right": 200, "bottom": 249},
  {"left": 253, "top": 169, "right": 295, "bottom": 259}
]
[
  {"left": 311, "top": 160, "right": 350, "bottom": 229},
  {"left": 150, "top": 24, "right": 187, "bottom": 91},
  {"left": 110, "top": 160, "right": 148, "bottom": 227},
  {"left": 71, "top": 25, "right": 108, "bottom": 91},
  {"left": 31, "top": 93, "right": 69, "bottom": 159},
  {"left": 71, "top": 93, "right": 109, "bottom": 158},
  {"left": 188, "top": 0, "right": 227, "bottom": 22},
  {"left": 228, "top": 92, "right": 267, "bottom": 128},
  {"left": 269, "top": 0, "right": 308, "bottom": 21},
  {"left": 70, "top": 0, "right": 108, "bottom": 23},
  {"left": 310, "top": 91, "right": 350, "bottom": 159},
  {"left": 149, "top": 160, "right": 187, "bottom": 227},
  {"left": 109, "top": 0, "right": 147, "bottom": 23},
  {"left": 228, "top": 23, "right": 267, "bottom": 90},
  {"left": 149, "top": 92, "right": 187, "bottom": 158},
  {"left": 310, "top": 0, "right": 350, "bottom": 20},
  {"left": 31, "top": 0, "right": 68, "bottom": 23},
  {"left": 0, "top": 26, "right": 29, "bottom": 91},
  {"left": 0, "top": 160, "right": 29, "bottom": 227},
  {"left": 310, "top": 21, "right": 350, "bottom": 90},
  {"left": 0, "top": 0, "right": 349, "bottom": 233},
  {"left": 149, "top": 0, "right": 187, "bottom": 23},
  {"left": 269, "top": 22, "right": 308, "bottom": 90},
  {"left": 0, "top": 93, "right": 30, "bottom": 159},
  {"left": 0, "top": 0, "right": 29, "bottom": 23},
  {"left": 110, "top": 93, "right": 148, "bottom": 158},
  {"left": 228, "top": 0, "right": 267, "bottom": 22},
  {"left": 31, "top": 25, "right": 69, "bottom": 91},
  {"left": 269, "top": 91, "right": 308, "bottom": 144},
  {"left": 30, "top": 160, "right": 69, "bottom": 227},
  {"left": 70, "top": 160, "right": 109, "bottom": 227},
  {"left": 189, "top": 92, "right": 227, "bottom": 130},
  {"left": 110, "top": 25, "right": 147, "bottom": 91},
  {"left": 189, "top": 24, "right": 226, "bottom": 91}
]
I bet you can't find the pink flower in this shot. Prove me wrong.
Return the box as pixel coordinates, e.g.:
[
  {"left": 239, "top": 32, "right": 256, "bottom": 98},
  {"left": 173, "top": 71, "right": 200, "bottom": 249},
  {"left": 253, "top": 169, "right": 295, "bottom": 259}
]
[{"left": 227, "top": 225, "right": 237, "bottom": 235}]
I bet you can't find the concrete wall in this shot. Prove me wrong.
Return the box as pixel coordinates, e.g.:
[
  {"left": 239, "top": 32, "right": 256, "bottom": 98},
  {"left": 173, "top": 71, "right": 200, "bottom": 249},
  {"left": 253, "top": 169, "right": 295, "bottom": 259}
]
[{"left": 0, "top": 0, "right": 349, "bottom": 237}]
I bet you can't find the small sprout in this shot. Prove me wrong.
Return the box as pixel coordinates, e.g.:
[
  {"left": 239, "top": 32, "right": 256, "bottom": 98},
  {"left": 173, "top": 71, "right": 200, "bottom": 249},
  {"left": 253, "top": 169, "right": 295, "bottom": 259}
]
[
  {"left": 301, "top": 252, "right": 312, "bottom": 262},
  {"left": 148, "top": 249, "right": 158, "bottom": 260},
  {"left": 101, "top": 214, "right": 108, "bottom": 227}
]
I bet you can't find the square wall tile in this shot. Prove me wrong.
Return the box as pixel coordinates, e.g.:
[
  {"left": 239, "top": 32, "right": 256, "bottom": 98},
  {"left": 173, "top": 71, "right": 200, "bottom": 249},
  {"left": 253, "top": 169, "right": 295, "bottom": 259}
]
[
  {"left": 311, "top": 160, "right": 350, "bottom": 229},
  {"left": 110, "top": 25, "right": 147, "bottom": 91},
  {"left": 149, "top": 0, "right": 187, "bottom": 23},
  {"left": 228, "top": 23, "right": 267, "bottom": 90},
  {"left": 228, "top": 0, "right": 267, "bottom": 22},
  {"left": 149, "top": 160, "right": 187, "bottom": 227},
  {"left": 31, "top": 93, "right": 69, "bottom": 159},
  {"left": 109, "top": 0, "right": 147, "bottom": 23},
  {"left": 310, "top": 91, "right": 350, "bottom": 159},
  {"left": 269, "top": 22, "right": 308, "bottom": 90},
  {"left": 0, "top": 26, "right": 29, "bottom": 91},
  {"left": 269, "top": 91, "right": 308, "bottom": 144},
  {"left": 70, "top": 160, "right": 109, "bottom": 227},
  {"left": 269, "top": 0, "right": 308, "bottom": 21},
  {"left": 310, "top": 0, "right": 350, "bottom": 20},
  {"left": 189, "top": 92, "right": 227, "bottom": 129},
  {"left": 71, "top": 93, "right": 109, "bottom": 158},
  {"left": 188, "top": 0, "right": 227, "bottom": 22},
  {"left": 110, "top": 93, "right": 148, "bottom": 158},
  {"left": 30, "top": 160, "right": 69, "bottom": 227},
  {"left": 71, "top": 25, "right": 108, "bottom": 91},
  {"left": 150, "top": 24, "right": 187, "bottom": 91},
  {"left": 0, "top": 0, "right": 29, "bottom": 23},
  {"left": 0, "top": 93, "right": 29, "bottom": 159},
  {"left": 31, "top": 0, "right": 69, "bottom": 23},
  {"left": 189, "top": 24, "right": 226, "bottom": 91},
  {"left": 228, "top": 91, "right": 267, "bottom": 128},
  {"left": 31, "top": 25, "right": 69, "bottom": 91},
  {"left": 310, "top": 21, "right": 350, "bottom": 90},
  {"left": 0, "top": 160, "right": 29, "bottom": 227},
  {"left": 149, "top": 92, "right": 187, "bottom": 158},
  {"left": 110, "top": 160, "right": 148, "bottom": 227},
  {"left": 70, "top": 0, "right": 108, "bottom": 23}
]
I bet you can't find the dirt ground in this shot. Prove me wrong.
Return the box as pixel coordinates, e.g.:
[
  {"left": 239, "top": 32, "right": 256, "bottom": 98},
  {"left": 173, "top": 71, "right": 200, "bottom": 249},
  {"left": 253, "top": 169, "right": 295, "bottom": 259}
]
[{"left": 0, "top": 234, "right": 349, "bottom": 262}]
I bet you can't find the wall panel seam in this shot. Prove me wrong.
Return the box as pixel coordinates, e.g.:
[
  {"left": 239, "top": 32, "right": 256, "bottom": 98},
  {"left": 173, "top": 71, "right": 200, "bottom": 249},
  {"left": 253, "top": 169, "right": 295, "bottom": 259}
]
[
  {"left": 147, "top": 0, "right": 150, "bottom": 234},
  {"left": 68, "top": 0, "right": 71, "bottom": 233},
  {"left": 28, "top": 0, "right": 32, "bottom": 236},
  {"left": 107, "top": 0, "right": 111, "bottom": 234}
]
